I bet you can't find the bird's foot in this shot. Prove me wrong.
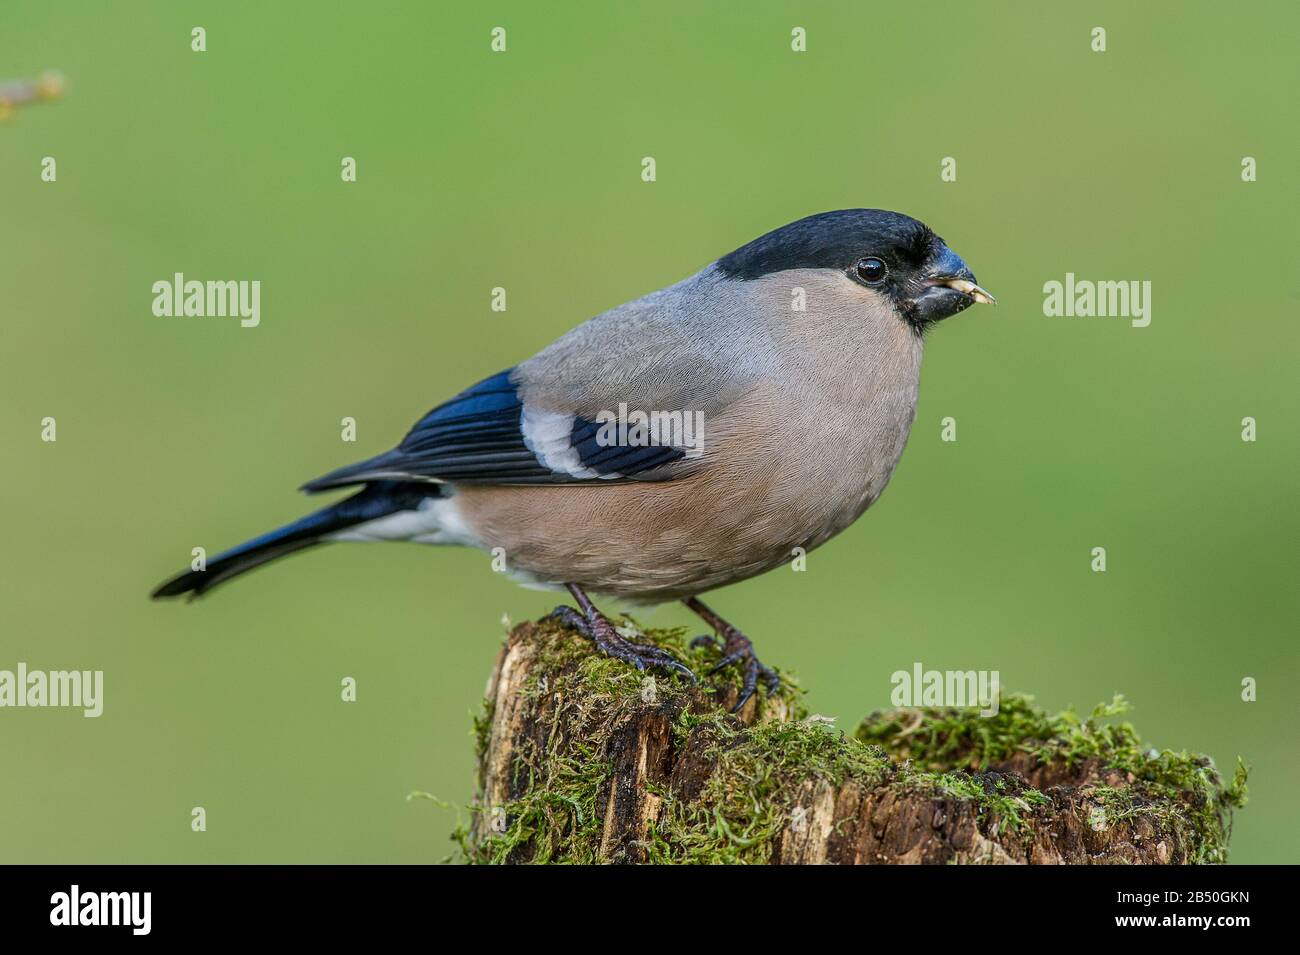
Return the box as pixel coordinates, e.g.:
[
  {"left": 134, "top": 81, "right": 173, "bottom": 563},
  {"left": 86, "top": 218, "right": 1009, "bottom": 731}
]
[
  {"left": 544, "top": 605, "right": 696, "bottom": 683},
  {"left": 691, "top": 627, "right": 780, "bottom": 712}
]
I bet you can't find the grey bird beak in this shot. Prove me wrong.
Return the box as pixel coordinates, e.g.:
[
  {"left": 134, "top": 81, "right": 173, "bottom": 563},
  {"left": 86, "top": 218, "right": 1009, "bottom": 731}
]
[
  {"left": 907, "top": 243, "right": 995, "bottom": 329},
  {"left": 924, "top": 243, "right": 996, "bottom": 306}
]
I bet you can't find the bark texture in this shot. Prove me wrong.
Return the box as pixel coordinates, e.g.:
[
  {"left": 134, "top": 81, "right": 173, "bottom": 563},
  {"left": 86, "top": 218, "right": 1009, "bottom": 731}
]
[{"left": 466, "top": 619, "right": 1243, "bottom": 865}]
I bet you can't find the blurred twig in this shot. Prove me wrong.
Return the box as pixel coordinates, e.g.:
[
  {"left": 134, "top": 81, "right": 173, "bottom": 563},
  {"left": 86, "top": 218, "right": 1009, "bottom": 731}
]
[{"left": 0, "top": 70, "right": 65, "bottom": 120}]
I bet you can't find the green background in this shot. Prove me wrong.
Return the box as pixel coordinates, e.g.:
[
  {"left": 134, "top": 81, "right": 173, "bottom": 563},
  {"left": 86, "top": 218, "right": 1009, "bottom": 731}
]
[{"left": 2, "top": 1, "right": 1295, "bottom": 864}]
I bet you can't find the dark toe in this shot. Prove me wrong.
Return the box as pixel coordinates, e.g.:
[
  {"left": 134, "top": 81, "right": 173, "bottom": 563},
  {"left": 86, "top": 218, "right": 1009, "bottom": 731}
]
[
  {"left": 627, "top": 643, "right": 698, "bottom": 682},
  {"left": 544, "top": 605, "right": 590, "bottom": 636},
  {"left": 594, "top": 631, "right": 697, "bottom": 683},
  {"left": 708, "top": 649, "right": 749, "bottom": 674}
]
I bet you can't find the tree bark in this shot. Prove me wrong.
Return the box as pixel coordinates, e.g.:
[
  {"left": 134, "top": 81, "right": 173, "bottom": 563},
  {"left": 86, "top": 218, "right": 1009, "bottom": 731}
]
[{"left": 466, "top": 618, "right": 1243, "bottom": 865}]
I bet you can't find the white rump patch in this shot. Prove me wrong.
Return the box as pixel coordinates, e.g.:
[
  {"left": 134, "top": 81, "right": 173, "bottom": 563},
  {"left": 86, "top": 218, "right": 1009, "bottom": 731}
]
[{"left": 328, "top": 495, "right": 480, "bottom": 546}]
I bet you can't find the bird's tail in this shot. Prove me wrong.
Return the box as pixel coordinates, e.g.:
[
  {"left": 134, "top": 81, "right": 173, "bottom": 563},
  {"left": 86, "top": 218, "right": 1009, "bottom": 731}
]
[{"left": 151, "top": 482, "right": 434, "bottom": 599}]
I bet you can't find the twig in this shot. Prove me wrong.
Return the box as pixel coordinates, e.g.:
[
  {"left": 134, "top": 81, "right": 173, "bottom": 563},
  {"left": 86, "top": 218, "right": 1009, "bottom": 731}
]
[{"left": 0, "top": 71, "right": 65, "bottom": 120}]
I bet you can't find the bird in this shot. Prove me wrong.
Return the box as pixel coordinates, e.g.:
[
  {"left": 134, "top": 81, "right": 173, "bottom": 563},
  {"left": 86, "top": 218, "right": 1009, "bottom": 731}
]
[{"left": 152, "top": 209, "right": 995, "bottom": 709}]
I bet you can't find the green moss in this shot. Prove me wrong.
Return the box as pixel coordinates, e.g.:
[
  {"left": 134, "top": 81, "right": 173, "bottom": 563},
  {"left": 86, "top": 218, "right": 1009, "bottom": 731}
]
[
  {"left": 457, "top": 624, "right": 1246, "bottom": 864},
  {"left": 858, "top": 694, "right": 1248, "bottom": 864},
  {"left": 914, "top": 771, "right": 1053, "bottom": 839},
  {"left": 516, "top": 617, "right": 805, "bottom": 712},
  {"left": 463, "top": 620, "right": 774, "bottom": 862},
  {"left": 471, "top": 697, "right": 494, "bottom": 762},
  {"left": 466, "top": 744, "right": 613, "bottom": 865},
  {"left": 857, "top": 693, "right": 1137, "bottom": 771},
  {"left": 642, "top": 709, "right": 893, "bottom": 864}
]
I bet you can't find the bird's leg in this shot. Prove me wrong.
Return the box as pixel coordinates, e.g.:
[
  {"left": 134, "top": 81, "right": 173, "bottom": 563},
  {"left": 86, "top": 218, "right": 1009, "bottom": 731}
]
[
  {"left": 544, "top": 584, "right": 696, "bottom": 682},
  {"left": 684, "top": 596, "right": 780, "bottom": 711}
]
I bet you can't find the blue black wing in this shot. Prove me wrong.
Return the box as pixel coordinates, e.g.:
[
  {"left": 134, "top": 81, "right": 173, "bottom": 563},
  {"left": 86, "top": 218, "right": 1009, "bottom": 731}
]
[{"left": 300, "top": 369, "right": 686, "bottom": 492}]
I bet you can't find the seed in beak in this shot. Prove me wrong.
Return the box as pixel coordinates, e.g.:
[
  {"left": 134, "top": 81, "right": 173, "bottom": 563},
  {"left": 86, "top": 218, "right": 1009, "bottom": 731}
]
[{"left": 942, "top": 278, "right": 996, "bottom": 305}]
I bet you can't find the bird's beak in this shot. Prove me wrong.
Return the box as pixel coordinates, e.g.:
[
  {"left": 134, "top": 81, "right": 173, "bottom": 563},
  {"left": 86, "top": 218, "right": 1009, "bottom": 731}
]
[
  {"left": 925, "top": 245, "right": 996, "bottom": 305},
  {"left": 906, "top": 243, "right": 995, "bottom": 330}
]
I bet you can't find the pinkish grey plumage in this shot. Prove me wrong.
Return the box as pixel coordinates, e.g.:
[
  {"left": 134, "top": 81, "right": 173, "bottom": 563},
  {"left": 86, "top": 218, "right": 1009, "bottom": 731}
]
[
  {"left": 453, "top": 267, "right": 924, "bottom": 601},
  {"left": 153, "top": 209, "right": 992, "bottom": 605}
]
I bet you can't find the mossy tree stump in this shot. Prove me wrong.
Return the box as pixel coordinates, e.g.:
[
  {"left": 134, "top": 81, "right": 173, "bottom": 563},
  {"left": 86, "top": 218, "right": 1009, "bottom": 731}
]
[{"left": 465, "top": 618, "right": 1245, "bottom": 864}]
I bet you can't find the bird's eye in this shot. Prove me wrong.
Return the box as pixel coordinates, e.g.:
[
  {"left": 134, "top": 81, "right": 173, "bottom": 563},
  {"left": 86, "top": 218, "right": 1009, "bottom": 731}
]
[{"left": 855, "top": 256, "right": 888, "bottom": 285}]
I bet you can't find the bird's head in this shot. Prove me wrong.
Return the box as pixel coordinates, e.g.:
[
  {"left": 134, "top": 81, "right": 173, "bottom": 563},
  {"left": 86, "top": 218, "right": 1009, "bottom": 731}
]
[{"left": 716, "top": 209, "right": 995, "bottom": 335}]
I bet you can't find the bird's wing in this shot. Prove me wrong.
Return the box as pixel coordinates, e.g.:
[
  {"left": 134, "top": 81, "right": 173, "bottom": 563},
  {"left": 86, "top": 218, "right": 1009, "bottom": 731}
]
[
  {"left": 303, "top": 272, "right": 757, "bottom": 493},
  {"left": 301, "top": 366, "right": 717, "bottom": 492}
]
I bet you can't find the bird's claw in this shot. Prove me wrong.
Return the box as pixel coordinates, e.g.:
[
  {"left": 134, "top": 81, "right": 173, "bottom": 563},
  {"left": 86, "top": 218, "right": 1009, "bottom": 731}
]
[
  {"left": 692, "top": 630, "right": 780, "bottom": 712},
  {"left": 546, "top": 605, "right": 697, "bottom": 683}
]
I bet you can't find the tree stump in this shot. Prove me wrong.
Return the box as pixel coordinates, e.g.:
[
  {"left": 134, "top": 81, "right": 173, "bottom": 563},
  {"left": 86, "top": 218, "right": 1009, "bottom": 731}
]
[{"left": 464, "top": 618, "right": 1246, "bottom": 864}]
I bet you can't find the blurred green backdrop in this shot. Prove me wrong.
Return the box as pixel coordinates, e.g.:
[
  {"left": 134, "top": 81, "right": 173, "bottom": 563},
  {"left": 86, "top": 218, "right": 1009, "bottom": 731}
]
[{"left": 2, "top": 1, "right": 1296, "bottom": 864}]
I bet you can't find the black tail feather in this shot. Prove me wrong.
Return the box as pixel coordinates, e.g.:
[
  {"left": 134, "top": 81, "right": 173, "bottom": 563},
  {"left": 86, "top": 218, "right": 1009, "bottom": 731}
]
[{"left": 151, "top": 482, "right": 434, "bottom": 599}]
